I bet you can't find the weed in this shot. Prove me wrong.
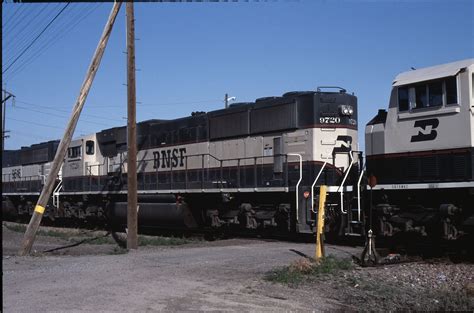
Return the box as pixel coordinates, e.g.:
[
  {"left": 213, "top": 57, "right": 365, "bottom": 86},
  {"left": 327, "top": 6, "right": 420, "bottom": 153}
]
[
  {"left": 310, "top": 255, "right": 354, "bottom": 275},
  {"left": 265, "top": 266, "right": 305, "bottom": 286},
  {"left": 266, "top": 255, "right": 354, "bottom": 286}
]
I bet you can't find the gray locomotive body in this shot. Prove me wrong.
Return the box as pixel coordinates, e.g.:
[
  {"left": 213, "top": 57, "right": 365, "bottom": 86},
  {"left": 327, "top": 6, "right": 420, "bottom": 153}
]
[
  {"left": 365, "top": 59, "right": 474, "bottom": 242},
  {"left": 3, "top": 89, "right": 360, "bottom": 235},
  {"left": 5, "top": 59, "right": 473, "bottom": 245}
]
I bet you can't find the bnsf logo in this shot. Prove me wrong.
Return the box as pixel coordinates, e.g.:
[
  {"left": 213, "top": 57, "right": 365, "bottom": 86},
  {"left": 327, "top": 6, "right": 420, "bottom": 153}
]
[
  {"left": 411, "top": 118, "right": 439, "bottom": 142},
  {"left": 153, "top": 148, "right": 187, "bottom": 169}
]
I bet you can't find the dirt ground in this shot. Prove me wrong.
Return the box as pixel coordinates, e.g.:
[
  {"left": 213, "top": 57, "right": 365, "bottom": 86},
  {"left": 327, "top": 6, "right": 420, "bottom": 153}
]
[{"left": 3, "top": 222, "right": 473, "bottom": 312}]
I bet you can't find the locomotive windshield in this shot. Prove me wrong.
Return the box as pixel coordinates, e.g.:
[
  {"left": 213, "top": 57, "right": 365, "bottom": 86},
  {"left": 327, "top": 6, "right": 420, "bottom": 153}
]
[{"left": 397, "top": 76, "right": 457, "bottom": 111}]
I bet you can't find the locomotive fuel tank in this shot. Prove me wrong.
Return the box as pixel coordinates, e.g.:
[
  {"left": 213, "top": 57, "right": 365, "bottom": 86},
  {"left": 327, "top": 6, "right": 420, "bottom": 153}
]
[{"left": 109, "top": 195, "right": 198, "bottom": 229}]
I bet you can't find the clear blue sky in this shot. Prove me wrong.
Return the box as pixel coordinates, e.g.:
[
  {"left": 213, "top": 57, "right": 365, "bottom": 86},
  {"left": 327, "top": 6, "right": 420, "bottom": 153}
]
[{"left": 2, "top": 0, "right": 473, "bottom": 151}]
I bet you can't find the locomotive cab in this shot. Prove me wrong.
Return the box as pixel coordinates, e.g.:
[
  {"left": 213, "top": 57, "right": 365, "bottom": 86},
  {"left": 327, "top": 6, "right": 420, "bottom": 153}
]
[{"left": 365, "top": 58, "right": 474, "bottom": 242}]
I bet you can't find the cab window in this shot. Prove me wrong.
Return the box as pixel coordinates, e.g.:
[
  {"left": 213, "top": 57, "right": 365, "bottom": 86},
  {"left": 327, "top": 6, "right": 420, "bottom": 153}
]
[
  {"left": 398, "top": 87, "right": 409, "bottom": 111},
  {"left": 68, "top": 146, "right": 81, "bottom": 158},
  {"left": 445, "top": 76, "right": 457, "bottom": 105},
  {"left": 428, "top": 81, "right": 442, "bottom": 107},
  {"left": 86, "top": 140, "right": 95, "bottom": 155},
  {"left": 397, "top": 76, "right": 458, "bottom": 111}
]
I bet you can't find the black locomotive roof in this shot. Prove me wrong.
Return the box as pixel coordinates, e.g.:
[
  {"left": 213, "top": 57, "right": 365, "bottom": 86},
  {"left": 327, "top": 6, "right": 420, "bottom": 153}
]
[
  {"left": 282, "top": 91, "right": 314, "bottom": 98},
  {"left": 3, "top": 140, "right": 60, "bottom": 167}
]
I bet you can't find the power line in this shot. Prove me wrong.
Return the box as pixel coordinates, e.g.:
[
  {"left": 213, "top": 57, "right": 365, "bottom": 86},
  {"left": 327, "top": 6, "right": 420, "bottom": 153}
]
[
  {"left": 11, "top": 105, "right": 115, "bottom": 127},
  {"left": 4, "top": 5, "right": 42, "bottom": 49},
  {"left": 7, "top": 128, "right": 57, "bottom": 141},
  {"left": 3, "top": 4, "right": 63, "bottom": 70},
  {"left": 6, "top": 4, "right": 101, "bottom": 80},
  {"left": 5, "top": 5, "right": 49, "bottom": 47},
  {"left": 2, "top": 5, "right": 22, "bottom": 29},
  {"left": 8, "top": 117, "right": 88, "bottom": 134},
  {"left": 3, "top": 4, "right": 53, "bottom": 59},
  {"left": 3, "top": 4, "right": 61, "bottom": 68},
  {"left": 14, "top": 99, "right": 123, "bottom": 122},
  {"left": 2, "top": 3, "right": 70, "bottom": 75},
  {"left": 3, "top": 4, "right": 27, "bottom": 31},
  {"left": 89, "top": 99, "right": 222, "bottom": 108},
  {"left": 8, "top": 5, "right": 97, "bottom": 78}
]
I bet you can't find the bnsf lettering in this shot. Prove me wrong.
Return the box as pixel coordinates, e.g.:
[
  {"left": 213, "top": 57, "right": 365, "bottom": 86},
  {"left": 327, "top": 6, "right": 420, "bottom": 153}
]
[{"left": 153, "top": 148, "right": 187, "bottom": 169}]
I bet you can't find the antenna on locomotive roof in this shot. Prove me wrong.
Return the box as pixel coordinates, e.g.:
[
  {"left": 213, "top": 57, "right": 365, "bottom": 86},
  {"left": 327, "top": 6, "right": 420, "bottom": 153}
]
[{"left": 224, "top": 94, "right": 236, "bottom": 108}]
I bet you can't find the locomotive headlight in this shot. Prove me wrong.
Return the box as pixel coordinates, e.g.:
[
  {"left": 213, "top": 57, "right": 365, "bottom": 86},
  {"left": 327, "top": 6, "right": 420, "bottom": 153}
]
[{"left": 339, "top": 105, "right": 354, "bottom": 116}]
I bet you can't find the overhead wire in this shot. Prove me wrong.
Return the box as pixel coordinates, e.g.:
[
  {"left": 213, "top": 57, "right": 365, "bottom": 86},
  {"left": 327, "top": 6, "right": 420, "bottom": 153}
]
[
  {"left": 7, "top": 5, "right": 95, "bottom": 79},
  {"left": 15, "top": 99, "right": 124, "bottom": 123},
  {"left": 2, "top": 4, "right": 28, "bottom": 33},
  {"left": 2, "top": 4, "right": 23, "bottom": 29},
  {"left": 8, "top": 117, "right": 89, "bottom": 134},
  {"left": 3, "top": 4, "right": 61, "bottom": 68},
  {"left": 3, "top": 4, "right": 55, "bottom": 60},
  {"left": 88, "top": 99, "right": 222, "bottom": 108},
  {"left": 7, "top": 3, "right": 102, "bottom": 80},
  {"left": 7, "top": 128, "right": 57, "bottom": 141},
  {"left": 3, "top": 3, "right": 63, "bottom": 70},
  {"left": 4, "top": 4, "right": 54, "bottom": 60},
  {"left": 11, "top": 105, "right": 116, "bottom": 127},
  {"left": 3, "top": 2, "right": 71, "bottom": 75}
]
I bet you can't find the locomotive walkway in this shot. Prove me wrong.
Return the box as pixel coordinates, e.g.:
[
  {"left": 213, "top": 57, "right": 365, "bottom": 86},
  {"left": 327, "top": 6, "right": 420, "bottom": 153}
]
[{"left": 3, "top": 226, "right": 360, "bottom": 312}]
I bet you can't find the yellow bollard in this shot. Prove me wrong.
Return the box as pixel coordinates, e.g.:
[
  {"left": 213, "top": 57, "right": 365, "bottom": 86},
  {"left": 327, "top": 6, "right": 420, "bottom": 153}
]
[{"left": 315, "top": 185, "right": 327, "bottom": 261}]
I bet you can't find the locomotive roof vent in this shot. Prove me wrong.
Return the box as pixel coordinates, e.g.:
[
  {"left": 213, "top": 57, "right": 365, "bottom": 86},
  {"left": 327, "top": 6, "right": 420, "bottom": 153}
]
[
  {"left": 228, "top": 102, "right": 253, "bottom": 108},
  {"left": 316, "top": 86, "right": 346, "bottom": 93},
  {"left": 255, "top": 96, "right": 279, "bottom": 102},
  {"left": 191, "top": 111, "right": 206, "bottom": 116},
  {"left": 282, "top": 91, "right": 313, "bottom": 97}
]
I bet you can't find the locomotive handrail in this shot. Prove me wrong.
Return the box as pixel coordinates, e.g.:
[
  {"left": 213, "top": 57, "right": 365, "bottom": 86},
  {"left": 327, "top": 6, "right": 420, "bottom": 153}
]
[
  {"left": 287, "top": 153, "right": 302, "bottom": 222},
  {"left": 118, "top": 152, "right": 287, "bottom": 166},
  {"left": 52, "top": 179, "right": 63, "bottom": 208},
  {"left": 337, "top": 151, "right": 355, "bottom": 214},
  {"left": 85, "top": 157, "right": 108, "bottom": 176},
  {"left": 356, "top": 165, "right": 365, "bottom": 222},
  {"left": 311, "top": 161, "right": 327, "bottom": 213},
  {"left": 74, "top": 152, "right": 294, "bottom": 192}
]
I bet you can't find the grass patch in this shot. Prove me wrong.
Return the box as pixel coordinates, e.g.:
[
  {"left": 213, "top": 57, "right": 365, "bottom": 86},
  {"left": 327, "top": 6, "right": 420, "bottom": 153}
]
[
  {"left": 36, "top": 229, "right": 71, "bottom": 239},
  {"left": 138, "top": 235, "right": 193, "bottom": 246},
  {"left": 265, "top": 255, "right": 354, "bottom": 286},
  {"left": 4, "top": 222, "right": 196, "bottom": 247},
  {"left": 4, "top": 223, "right": 27, "bottom": 233},
  {"left": 80, "top": 236, "right": 116, "bottom": 245}
]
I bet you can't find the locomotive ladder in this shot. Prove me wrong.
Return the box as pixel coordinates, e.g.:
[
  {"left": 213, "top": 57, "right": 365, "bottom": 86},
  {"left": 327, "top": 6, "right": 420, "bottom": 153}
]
[
  {"left": 338, "top": 150, "right": 365, "bottom": 237},
  {"left": 52, "top": 179, "right": 63, "bottom": 208}
]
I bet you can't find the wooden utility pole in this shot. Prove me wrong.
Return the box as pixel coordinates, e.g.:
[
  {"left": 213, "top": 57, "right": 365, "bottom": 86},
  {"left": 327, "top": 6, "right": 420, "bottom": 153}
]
[
  {"left": 126, "top": 1, "right": 138, "bottom": 249},
  {"left": 19, "top": 2, "right": 122, "bottom": 256},
  {"left": 2, "top": 89, "right": 14, "bottom": 153}
]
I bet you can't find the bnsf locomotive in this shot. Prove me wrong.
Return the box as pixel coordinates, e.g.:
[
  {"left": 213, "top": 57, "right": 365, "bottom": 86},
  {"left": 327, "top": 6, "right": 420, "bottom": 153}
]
[
  {"left": 2, "top": 59, "right": 474, "bottom": 245},
  {"left": 366, "top": 58, "right": 474, "bottom": 243}
]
